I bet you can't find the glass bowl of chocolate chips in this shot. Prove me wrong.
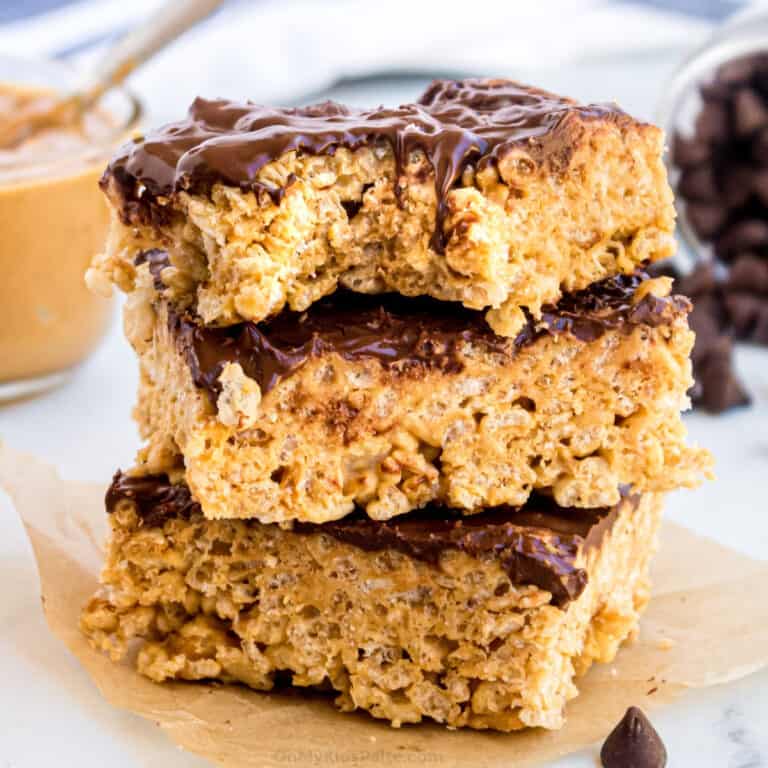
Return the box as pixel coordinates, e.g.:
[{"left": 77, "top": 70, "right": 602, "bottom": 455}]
[{"left": 656, "top": 7, "right": 768, "bottom": 413}]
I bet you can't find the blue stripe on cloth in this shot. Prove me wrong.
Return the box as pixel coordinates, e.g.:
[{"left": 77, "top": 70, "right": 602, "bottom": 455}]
[
  {"left": 618, "top": 0, "right": 743, "bottom": 21},
  {"left": 0, "top": 0, "right": 76, "bottom": 24}
]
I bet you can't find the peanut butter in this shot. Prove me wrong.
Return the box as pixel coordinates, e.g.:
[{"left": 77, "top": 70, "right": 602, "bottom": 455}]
[{"left": 0, "top": 84, "right": 120, "bottom": 388}]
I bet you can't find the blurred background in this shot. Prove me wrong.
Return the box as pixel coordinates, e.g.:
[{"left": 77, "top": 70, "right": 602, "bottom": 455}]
[{"left": 0, "top": 0, "right": 747, "bottom": 120}]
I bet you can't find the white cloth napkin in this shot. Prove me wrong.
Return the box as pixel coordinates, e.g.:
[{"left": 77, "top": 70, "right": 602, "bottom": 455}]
[{"left": 1, "top": 0, "right": 714, "bottom": 120}]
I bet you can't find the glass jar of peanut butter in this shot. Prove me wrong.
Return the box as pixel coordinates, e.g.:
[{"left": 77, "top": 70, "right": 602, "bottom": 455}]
[{"left": 0, "top": 55, "right": 141, "bottom": 401}]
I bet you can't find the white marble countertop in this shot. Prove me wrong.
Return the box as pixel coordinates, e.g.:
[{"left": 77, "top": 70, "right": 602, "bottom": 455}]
[{"left": 1, "top": 53, "right": 768, "bottom": 767}]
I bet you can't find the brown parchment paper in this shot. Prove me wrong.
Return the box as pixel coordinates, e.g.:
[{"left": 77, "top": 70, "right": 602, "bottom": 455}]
[{"left": 2, "top": 442, "right": 768, "bottom": 768}]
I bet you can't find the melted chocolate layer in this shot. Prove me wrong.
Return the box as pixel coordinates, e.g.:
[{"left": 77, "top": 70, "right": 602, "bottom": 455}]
[
  {"left": 106, "top": 79, "right": 629, "bottom": 250},
  {"left": 165, "top": 268, "right": 689, "bottom": 401},
  {"left": 106, "top": 471, "right": 635, "bottom": 607}
]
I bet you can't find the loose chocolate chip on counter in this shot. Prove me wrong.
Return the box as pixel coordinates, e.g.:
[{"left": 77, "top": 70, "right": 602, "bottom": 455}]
[
  {"left": 692, "top": 334, "right": 752, "bottom": 412},
  {"left": 650, "top": 261, "right": 751, "bottom": 413},
  {"left": 600, "top": 706, "right": 667, "bottom": 768}
]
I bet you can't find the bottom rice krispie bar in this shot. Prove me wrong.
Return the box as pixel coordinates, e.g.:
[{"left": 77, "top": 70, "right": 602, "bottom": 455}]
[{"left": 81, "top": 473, "right": 663, "bottom": 731}]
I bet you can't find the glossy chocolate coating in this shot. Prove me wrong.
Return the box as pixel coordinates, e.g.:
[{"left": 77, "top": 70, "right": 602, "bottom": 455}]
[
  {"left": 106, "top": 79, "right": 627, "bottom": 249},
  {"left": 165, "top": 268, "right": 689, "bottom": 401},
  {"left": 105, "top": 471, "right": 635, "bottom": 607}
]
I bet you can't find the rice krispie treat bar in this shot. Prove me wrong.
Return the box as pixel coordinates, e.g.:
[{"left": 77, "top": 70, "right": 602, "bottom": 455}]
[
  {"left": 89, "top": 79, "right": 675, "bottom": 337},
  {"left": 81, "top": 472, "right": 663, "bottom": 731},
  {"left": 127, "top": 259, "right": 710, "bottom": 524}
]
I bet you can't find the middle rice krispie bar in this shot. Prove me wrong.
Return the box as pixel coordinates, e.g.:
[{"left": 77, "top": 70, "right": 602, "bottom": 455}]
[
  {"left": 126, "top": 256, "right": 710, "bottom": 524},
  {"left": 81, "top": 472, "right": 663, "bottom": 731}
]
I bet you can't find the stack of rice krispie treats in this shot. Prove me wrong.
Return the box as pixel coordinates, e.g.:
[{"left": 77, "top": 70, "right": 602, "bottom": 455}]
[{"left": 81, "top": 79, "right": 711, "bottom": 731}]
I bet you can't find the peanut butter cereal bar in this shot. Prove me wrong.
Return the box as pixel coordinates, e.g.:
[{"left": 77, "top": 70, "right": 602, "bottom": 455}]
[
  {"left": 126, "top": 260, "right": 709, "bottom": 524},
  {"left": 89, "top": 79, "right": 675, "bottom": 337},
  {"left": 81, "top": 472, "right": 662, "bottom": 731}
]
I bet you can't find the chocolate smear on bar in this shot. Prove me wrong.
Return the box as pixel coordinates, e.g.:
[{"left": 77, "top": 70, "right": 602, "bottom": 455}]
[
  {"left": 163, "top": 267, "right": 688, "bottom": 402},
  {"left": 105, "top": 471, "right": 637, "bottom": 608},
  {"left": 105, "top": 79, "right": 632, "bottom": 252}
]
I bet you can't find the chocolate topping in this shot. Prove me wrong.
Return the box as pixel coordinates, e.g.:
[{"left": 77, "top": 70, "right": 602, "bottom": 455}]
[
  {"left": 601, "top": 706, "right": 668, "bottom": 768},
  {"left": 106, "top": 470, "right": 200, "bottom": 527},
  {"left": 105, "top": 471, "right": 635, "bottom": 607},
  {"left": 134, "top": 248, "right": 169, "bottom": 291},
  {"left": 166, "top": 268, "right": 689, "bottom": 402},
  {"left": 106, "top": 79, "right": 627, "bottom": 250}
]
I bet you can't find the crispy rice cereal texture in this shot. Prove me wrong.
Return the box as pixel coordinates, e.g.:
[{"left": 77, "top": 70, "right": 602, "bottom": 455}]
[
  {"left": 90, "top": 95, "right": 675, "bottom": 337},
  {"left": 127, "top": 281, "right": 710, "bottom": 524},
  {"left": 81, "top": 492, "right": 662, "bottom": 731}
]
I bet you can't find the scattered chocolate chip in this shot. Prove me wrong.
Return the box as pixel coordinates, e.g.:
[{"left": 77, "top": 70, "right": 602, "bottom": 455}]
[
  {"left": 601, "top": 706, "right": 667, "bottom": 768},
  {"left": 693, "top": 335, "right": 751, "bottom": 412},
  {"left": 650, "top": 261, "right": 752, "bottom": 414}
]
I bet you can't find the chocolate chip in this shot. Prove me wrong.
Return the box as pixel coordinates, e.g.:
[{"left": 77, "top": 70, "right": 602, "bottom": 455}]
[
  {"left": 753, "top": 127, "right": 768, "bottom": 165},
  {"left": 700, "top": 80, "right": 733, "bottom": 101},
  {"left": 673, "top": 54, "right": 768, "bottom": 269},
  {"left": 694, "top": 100, "right": 730, "bottom": 143},
  {"left": 673, "top": 261, "right": 719, "bottom": 297},
  {"left": 601, "top": 707, "right": 667, "bottom": 768},
  {"left": 694, "top": 335, "right": 752, "bottom": 412},
  {"left": 717, "top": 56, "right": 757, "bottom": 85},
  {"left": 733, "top": 88, "right": 768, "bottom": 136},
  {"left": 689, "top": 294, "right": 726, "bottom": 341},
  {"left": 725, "top": 292, "right": 768, "bottom": 342},
  {"left": 672, "top": 134, "right": 710, "bottom": 168},
  {"left": 728, "top": 254, "right": 768, "bottom": 293},
  {"left": 716, "top": 220, "right": 768, "bottom": 257},
  {"left": 721, "top": 165, "right": 753, "bottom": 208},
  {"left": 686, "top": 203, "right": 726, "bottom": 239},
  {"left": 751, "top": 170, "right": 768, "bottom": 207},
  {"left": 650, "top": 261, "right": 752, "bottom": 414},
  {"left": 678, "top": 165, "right": 719, "bottom": 202}
]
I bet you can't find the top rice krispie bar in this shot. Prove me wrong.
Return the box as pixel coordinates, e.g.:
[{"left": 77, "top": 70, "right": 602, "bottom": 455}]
[{"left": 90, "top": 78, "right": 675, "bottom": 336}]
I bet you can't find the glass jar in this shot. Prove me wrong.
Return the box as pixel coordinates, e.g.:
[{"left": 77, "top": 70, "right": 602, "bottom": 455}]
[
  {"left": 657, "top": 5, "right": 768, "bottom": 269},
  {"left": 0, "top": 55, "right": 141, "bottom": 402}
]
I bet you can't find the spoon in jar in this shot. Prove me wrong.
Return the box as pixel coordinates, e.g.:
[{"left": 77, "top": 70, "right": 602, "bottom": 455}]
[{"left": 0, "top": 0, "right": 223, "bottom": 149}]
